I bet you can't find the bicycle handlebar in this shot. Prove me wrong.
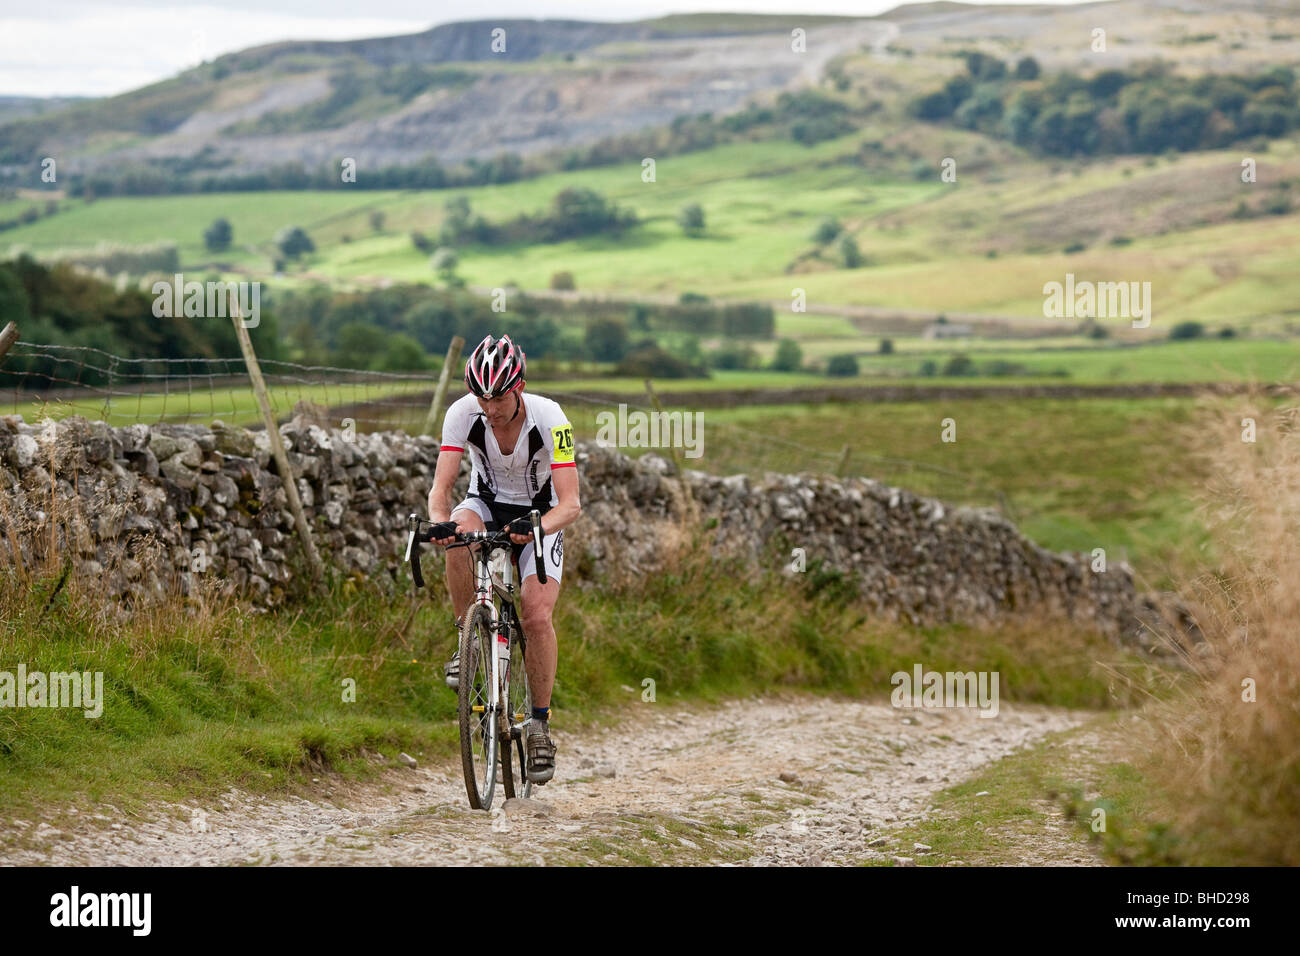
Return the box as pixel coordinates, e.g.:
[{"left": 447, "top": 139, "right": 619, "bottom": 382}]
[{"left": 405, "top": 510, "right": 547, "bottom": 590}]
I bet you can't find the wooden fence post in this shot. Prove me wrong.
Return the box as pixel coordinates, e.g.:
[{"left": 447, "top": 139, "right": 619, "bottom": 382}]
[
  {"left": 836, "top": 444, "right": 852, "bottom": 477},
  {"left": 228, "top": 292, "right": 326, "bottom": 592},
  {"left": 0, "top": 322, "right": 18, "bottom": 364},
  {"left": 423, "top": 336, "right": 465, "bottom": 439}
]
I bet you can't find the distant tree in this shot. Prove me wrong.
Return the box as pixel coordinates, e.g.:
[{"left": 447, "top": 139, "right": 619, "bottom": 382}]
[
  {"left": 708, "top": 343, "right": 759, "bottom": 370},
  {"left": 826, "top": 354, "right": 859, "bottom": 377},
  {"left": 942, "top": 353, "right": 975, "bottom": 376},
  {"left": 584, "top": 317, "right": 629, "bottom": 362},
  {"left": 430, "top": 247, "right": 458, "bottom": 283},
  {"left": 550, "top": 271, "right": 575, "bottom": 291},
  {"left": 410, "top": 230, "right": 433, "bottom": 253},
  {"left": 616, "top": 342, "right": 706, "bottom": 379},
  {"left": 879, "top": 338, "right": 894, "bottom": 354},
  {"left": 335, "top": 322, "right": 384, "bottom": 368},
  {"left": 276, "top": 226, "right": 315, "bottom": 259},
  {"left": 1014, "top": 57, "right": 1041, "bottom": 81},
  {"left": 374, "top": 332, "right": 428, "bottom": 371},
  {"left": 771, "top": 338, "right": 803, "bottom": 372},
  {"left": 837, "top": 234, "right": 863, "bottom": 268},
  {"left": 440, "top": 195, "right": 471, "bottom": 244},
  {"left": 369, "top": 210, "right": 386, "bottom": 233},
  {"left": 1169, "top": 321, "right": 1205, "bottom": 340},
  {"left": 547, "top": 187, "right": 632, "bottom": 240},
  {"left": 678, "top": 203, "right": 706, "bottom": 237},
  {"left": 812, "top": 217, "right": 841, "bottom": 243},
  {"left": 628, "top": 303, "right": 651, "bottom": 331},
  {"left": 963, "top": 52, "right": 1006, "bottom": 81},
  {"left": 205, "top": 216, "right": 234, "bottom": 252}
]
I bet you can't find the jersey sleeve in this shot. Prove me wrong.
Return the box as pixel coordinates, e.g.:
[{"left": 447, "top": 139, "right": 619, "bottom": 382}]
[
  {"left": 543, "top": 400, "right": 576, "bottom": 469},
  {"left": 440, "top": 397, "right": 470, "bottom": 453}
]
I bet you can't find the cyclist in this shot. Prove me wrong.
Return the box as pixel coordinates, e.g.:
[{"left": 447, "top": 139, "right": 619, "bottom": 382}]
[{"left": 426, "top": 334, "right": 581, "bottom": 784}]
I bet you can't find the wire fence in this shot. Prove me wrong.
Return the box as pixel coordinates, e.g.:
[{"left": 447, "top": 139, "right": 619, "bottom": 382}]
[
  {"left": 1, "top": 341, "right": 439, "bottom": 433},
  {"left": 1, "top": 340, "right": 1019, "bottom": 517}
]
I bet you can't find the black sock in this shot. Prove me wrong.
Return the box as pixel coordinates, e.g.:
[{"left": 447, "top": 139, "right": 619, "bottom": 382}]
[{"left": 532, "top": 706, "right": 551, "bottom": 723}]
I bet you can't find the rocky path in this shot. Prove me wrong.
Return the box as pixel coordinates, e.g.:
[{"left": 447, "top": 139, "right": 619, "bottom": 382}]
[{"left": 4, "top": 694, "right": 1097, "bottom": 866}]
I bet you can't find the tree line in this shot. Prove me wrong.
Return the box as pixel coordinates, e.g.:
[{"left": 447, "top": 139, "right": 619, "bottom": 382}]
[{"left": 909, "top": 55, "right": 1299, "bottom": 155}]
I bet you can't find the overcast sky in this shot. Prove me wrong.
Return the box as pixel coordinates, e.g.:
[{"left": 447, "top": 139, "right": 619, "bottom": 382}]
[{"left": 0, "top": 0, "right": 1096, "bottom": 98}]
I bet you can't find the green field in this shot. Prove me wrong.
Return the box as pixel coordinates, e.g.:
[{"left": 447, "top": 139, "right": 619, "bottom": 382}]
[{"left": 6, "top": 132, "right": 1299, "bottom": 330}]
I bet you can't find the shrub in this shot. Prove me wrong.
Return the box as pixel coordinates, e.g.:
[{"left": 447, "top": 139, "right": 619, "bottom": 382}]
[
  {"left": 826, "top": 354, "right": 859, "bottom": 377},
  {"left": 1169, "top": 321, "right": 1205, "bottom": 340},
  {"left": 707, "top": 343, "right": 760, "bottom": 370},
  {"left": 203, "top": 219, "right": 233, "bottom": 253},
  {"left": 276, "top": 226, "right": 315, "bottom": 259},
  {"left": 616, "top": 341, "right": 706, "bottom": 379},
  {"left": 584, "top": 317, "right": 629, "bottom": 362},
  {"left": 678, "top": 203, "right": 706, "bottom": 237},
  {"left": 942, "top": 353, "right": 976, "bottom": 376},
  {"left": 550, "top": 271, "right": 575, "bottom": 291},
  {"left": 430, "top": 247, "right": 458, "bottom": 279},
  {"left": 771, "top": 338, "right": 803, "bottom": 372},
  {"left": 879, "top": 338, "right": 894, "bottom": 354},
  {"left": 837, "top": 234, "right": 863, "bottom": 268},
  {"left": 812, "top": 217, "right": 841, "bottom": 243}
]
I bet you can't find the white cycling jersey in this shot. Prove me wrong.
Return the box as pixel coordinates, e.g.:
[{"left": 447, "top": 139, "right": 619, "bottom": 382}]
[{"left": 439, "top": 391, "right": 576, "bottom": 511}]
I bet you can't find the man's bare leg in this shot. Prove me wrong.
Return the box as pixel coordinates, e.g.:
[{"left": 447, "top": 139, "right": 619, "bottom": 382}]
[
  {"left": 520, "top": 574, "right": 560, "bottom": 711},
  {"left": 444, "top": 508, "right": 484, "bottom": 621}
]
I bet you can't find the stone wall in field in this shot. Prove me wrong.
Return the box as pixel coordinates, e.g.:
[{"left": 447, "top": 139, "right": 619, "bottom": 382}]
[{"left": 0, "top": 412, "right": 1193, "bottom": 652}]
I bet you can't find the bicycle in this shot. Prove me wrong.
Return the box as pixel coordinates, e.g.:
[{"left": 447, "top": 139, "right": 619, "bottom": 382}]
[{"left": 404, "top": 510, "right": 548, "bottom": 810}]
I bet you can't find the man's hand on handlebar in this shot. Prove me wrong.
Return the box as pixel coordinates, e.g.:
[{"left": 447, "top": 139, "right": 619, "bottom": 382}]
[
  {"left": 506, "top": 516, "right": 536, "bottom": 545},
  {"left": 429, "top": 520, "right": 459, "bottom": 546}
]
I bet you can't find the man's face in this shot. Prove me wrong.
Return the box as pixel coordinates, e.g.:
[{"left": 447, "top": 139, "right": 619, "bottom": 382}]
[{"left": 476, "top": 384, "right": 521, "bottom": 427}]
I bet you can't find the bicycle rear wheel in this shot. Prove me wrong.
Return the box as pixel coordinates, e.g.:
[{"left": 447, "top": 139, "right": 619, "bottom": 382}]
[
  {"left": 458, "top": 603, "right": 498, "bottom": 810},
  {"left": 501, "top": 625, "right": 532, "bottom": 801}
]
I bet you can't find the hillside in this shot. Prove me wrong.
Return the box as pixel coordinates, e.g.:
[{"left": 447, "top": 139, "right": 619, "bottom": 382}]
[{"left": 2, "top": 0, "right": 1298, "bottom": 178}]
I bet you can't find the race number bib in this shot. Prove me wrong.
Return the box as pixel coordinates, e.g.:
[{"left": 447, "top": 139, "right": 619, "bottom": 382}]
[{"left": 551, "top": 423, "right": 575, "bottom": 464}]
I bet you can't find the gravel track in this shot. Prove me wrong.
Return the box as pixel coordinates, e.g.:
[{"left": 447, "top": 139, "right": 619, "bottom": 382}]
[{"left": 3, "top": 694, "right": 1094, "bottom": 867}]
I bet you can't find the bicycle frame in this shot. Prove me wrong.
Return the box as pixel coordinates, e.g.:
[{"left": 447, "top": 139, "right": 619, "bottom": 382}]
[{"left": 405, "top": 510, "right": 546, "bottom": 746}]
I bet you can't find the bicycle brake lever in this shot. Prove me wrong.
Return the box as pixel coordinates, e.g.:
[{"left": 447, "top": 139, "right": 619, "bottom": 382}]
[
  {"left": 404, "top": 515, "right": 425, "bottom": 589},
  {"left": 530, "top": 509, "right": 547, "bottom": 585}
]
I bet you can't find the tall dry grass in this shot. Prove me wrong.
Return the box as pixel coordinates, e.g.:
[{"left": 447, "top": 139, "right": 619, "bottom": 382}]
[{"left": 1136, "top": 394, "right": 1300, "bottom": 864}]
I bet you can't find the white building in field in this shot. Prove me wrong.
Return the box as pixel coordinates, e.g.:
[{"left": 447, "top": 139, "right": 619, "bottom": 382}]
[{"left": 922, "top": 322, "right": 973, "bottom": 340}]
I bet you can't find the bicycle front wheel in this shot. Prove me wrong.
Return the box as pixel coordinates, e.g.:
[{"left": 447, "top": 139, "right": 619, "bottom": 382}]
[{"left": 458, "top": 603, "right": 498, "bottom": 810}]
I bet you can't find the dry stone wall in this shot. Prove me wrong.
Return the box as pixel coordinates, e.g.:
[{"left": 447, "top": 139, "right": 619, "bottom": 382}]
[{"left": 0, "top": 413, "right": 1190, "bottom": 652}]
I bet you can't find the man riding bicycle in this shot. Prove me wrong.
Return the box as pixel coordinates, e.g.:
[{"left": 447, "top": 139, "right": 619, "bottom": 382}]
[{"left": 426, "top": 334, "right": 581, "bottom": 784}]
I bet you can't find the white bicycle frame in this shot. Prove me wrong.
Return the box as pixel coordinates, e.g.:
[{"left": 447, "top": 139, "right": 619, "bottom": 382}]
[{"left": 472, "top": 544, "right": 514, "bottom": 724}]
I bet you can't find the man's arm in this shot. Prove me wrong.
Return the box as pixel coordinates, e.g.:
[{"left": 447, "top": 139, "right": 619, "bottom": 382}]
[
  {"left": 428, "top": 448, "right": 463, "bottom": 544},
  {"left": 543, "top": 465, "right": 581, "bottom": 535},
  {"left": 507, "top": 464, "right": 581, "bottom": 544}
]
